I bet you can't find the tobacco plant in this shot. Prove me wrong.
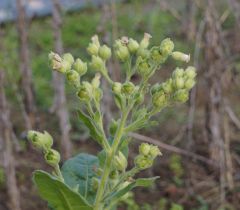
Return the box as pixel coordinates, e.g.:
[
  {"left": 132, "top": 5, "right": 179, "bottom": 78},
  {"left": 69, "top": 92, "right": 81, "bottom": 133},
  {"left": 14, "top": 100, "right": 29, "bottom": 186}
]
[{"left": 28, "top": 33, "right": 196, "bottom": 210}]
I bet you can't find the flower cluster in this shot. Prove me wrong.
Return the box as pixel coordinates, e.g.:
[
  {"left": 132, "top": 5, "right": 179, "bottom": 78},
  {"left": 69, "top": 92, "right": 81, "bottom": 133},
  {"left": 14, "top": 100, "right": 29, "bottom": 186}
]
[
  {"left": 27, "top": 131, "right": 60, "bottom": 167},
  {"left": 135, "top": 143, "right": 162, "bottom": 170},
  {"left": 151, "top": 66, "right": 196, "bottom": 110}
]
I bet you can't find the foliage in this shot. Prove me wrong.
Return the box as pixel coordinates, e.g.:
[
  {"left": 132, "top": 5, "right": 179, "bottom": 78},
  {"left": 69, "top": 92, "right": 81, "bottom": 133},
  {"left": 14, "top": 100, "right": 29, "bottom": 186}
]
[{"left": 27, "top": 33, "right": 196, "bottom": 210}]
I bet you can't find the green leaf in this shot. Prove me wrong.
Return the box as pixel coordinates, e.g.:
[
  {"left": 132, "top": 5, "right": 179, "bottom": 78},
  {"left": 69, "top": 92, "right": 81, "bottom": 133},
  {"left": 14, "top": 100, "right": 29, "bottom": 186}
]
[
  {"left": 77, "top": 110, "right": 104, "bottom": 145},
  {"left": 105, "top": 177, "right": 159, "bottom": 204},
  {"left": 33, "top": 170, "right": 93, "bottom": 210},
  {"left": 61, "top": 153, "right": 99, "bottom": 204}
]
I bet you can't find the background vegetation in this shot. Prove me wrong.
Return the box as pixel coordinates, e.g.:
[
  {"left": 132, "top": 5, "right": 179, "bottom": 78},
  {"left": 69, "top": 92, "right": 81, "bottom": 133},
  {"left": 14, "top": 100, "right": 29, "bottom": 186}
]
[{"left": 0, "top": 0, "right": 240, "bottom": 209}]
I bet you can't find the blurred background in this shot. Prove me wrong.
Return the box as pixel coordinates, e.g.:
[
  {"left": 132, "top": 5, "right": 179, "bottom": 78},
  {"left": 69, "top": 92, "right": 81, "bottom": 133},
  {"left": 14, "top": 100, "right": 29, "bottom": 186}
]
[{"left": 0, "top": 0, "right": 240, "bottom": 209}]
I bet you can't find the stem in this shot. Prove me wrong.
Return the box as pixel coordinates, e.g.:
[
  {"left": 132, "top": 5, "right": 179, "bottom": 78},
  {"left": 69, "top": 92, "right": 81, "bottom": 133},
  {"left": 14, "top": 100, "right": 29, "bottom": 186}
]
[
  {"left": 94, "top": 110, "right": 129, "bottom": 210},
  {"left": 54, "top": 164, "right": 64, "bottom": 182}
]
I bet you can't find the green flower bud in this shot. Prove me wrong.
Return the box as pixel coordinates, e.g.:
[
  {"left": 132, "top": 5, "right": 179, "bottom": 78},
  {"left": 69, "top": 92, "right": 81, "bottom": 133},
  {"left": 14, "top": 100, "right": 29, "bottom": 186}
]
[
  {"left": 87, "top": 35, "right": 100, "bottom": 56},
  {"left": 91, "top": 35, "right": 100, "bottom": 48},
  {"left": 149, "top": 145, "right": 162, "bottom": 158},
  {"left": 185, "top": 66, "right": 196, "bottom": 79},
  {"left": 152, "top": 91, "right": 167, "bottom": 108},
  {"left": 173, "top": 89, "right": 189, "bottom": 103},
  {"left": 113, "top": 152, "right": 128, "bottom": 172},
  {"left": 99, "top": 45, "right": 112, "bottom": 60},
  {"left": 128, "top": 38, "right": 139, "bottom": 53},
  {"left": 109, "top": 170, "right": 119, "bottom": 179},
  {"left": 63, "top": 53, "right": 74, "bottom": 65},
  {"left": 27, "top": 130, "right": 53, "bottom": 150},
  {"left": 139, "top": 143, "right": 151, "bottom": 156},
  {"left": 91, "top": 73, "right": 101, "bottom": 89},
  {"left": 184, "top": 79, "right": 195, "bottom": 89},
  {"left": 115, "top": 46, "right": 130, "bottom": 62},
  {"left": 44, "top": 149, "right": 60, "bottom": 166},
  {"left": 122, "top": 82, "right": 135, "bottom": 95},
  {"left": 87, "top": 43, "right": 99, "bottom": 56},
  {"left": 160, "top": 38, "right": 174, "bottom": 56},
  {"left": 150, "top": 47, "right": 167, "bottom": 64},
  {"left": 134, "top": 155, "right": 153, "bottom": 170},
  {"left": 162, "top": 79, "right": 173, "bottom": 94},
  {"left": 172, "top": 51, "right": 190, "bottom": 63},
  {"left": 60, "top": 60, "right": 72, "bottom": 73},
  {"left": 90, "top": 56, "right": 105, "bottom": 72},
  {"left": 49, "top": 52, "right": 63, "bottom": 72},
  {"left": 112, "top": 82, "right": 122, "bottom": 95},
  {"left": 137, "top": 48, "right": 150, "bottom": 59},
  {"left": 172, "top": 68, "right": 184, "bottom": 78},
  {"left": 66, "top": 70, "right": 80, "bottom": 87},
  {"left": 73, "top": 58, "right": 87, "bottom": 76},
  {"left": 173, "top": 77, "right": 185, "bottom": 89},
  {"left": 137, "top": 58, "right": 151, "bottom": 78},
  {"left": 91, "top": 177, "right": 99, "bottom": 192},
  {"left": 140, "top": 33, "right": 152, "bottom": 49},
  {"left": 77, "top": 82, "right": 92, "bottom": 102}
]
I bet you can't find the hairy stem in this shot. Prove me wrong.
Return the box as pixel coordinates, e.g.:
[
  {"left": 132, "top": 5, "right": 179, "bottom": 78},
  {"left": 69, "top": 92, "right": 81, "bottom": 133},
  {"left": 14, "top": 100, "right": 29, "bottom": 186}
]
[{"left": 94, "top": 110, "right": 129, "bottom": 209}]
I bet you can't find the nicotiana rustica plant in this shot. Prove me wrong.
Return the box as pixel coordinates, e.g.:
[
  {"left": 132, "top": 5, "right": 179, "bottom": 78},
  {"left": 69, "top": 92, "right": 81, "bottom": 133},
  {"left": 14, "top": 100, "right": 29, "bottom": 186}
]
[{"left": 28, "top": 33, "right": 196, "bottom": 210}]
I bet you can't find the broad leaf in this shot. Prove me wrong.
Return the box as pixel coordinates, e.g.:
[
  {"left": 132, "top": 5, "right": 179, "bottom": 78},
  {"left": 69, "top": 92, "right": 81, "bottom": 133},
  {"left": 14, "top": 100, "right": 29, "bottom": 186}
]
[
  {"left": 105, "top": 176, "right": 159, "bottom": 204},
  {"left": 61, "top": 153, "right": 99, "bottom": 204},
  {"left": 33, "top": 170, "right": 93, "bottom": 210}
]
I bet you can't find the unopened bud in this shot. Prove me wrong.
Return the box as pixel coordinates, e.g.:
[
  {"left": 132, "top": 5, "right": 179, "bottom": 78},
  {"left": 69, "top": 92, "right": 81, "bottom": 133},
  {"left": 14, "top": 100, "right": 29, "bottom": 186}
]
[
  {"left": 66, "top": 70, "right": 80, "bottom": 87},
  {"left": 134, "top": 155, "right": 153, "bottom": 170},
  {"left": 162, "top": 79, "right": 173, "bottom": 94},
  {"left": 150, "top": 47, "right": 166, "bottom": 64},
  {"left": 44, "top": 149, "right": 60, "bottom": 166},
  {"left": 173, "top": 89, "right": 189, "bottom": 103},
  {"left": 152, "top": 91, "right": 167, "bottom": 108},
  {"left": 99, "top": 45, "right": 111, "bottom": 60},
  {"left": 60, "top": 60, "right": 72, "bottom": 73},
  {"left": 90, "top": 56, "right": 105, "bottom": 72},
  {"left": 92, "top": 73, "right": 101, "bottom": 88},
  {"left": 140, "top": 33, "right": 152, "bottom": 49},
  {"left": 184, "top": 79, "right": 195, "bottom": 89},
  {"left": 113, "top": 152, "right": 127, "bottom": 172},
  {"left": 139, "top": 143, "right": 151, "bottom": 156},
  {"left": 137, "top": 58, "right": 151, "bottom": 78},
  {"left": 77, "top": 83, "right": 92, "bottom": 102},
  {"left": 122, "top": 82, "right": 135, "bottom": 95},
  {"left": 128, "top": 38, "right": 139, "bottom": 53},
  {"left": 172, "top": 51, "right": 190, "bottom": 63},
  {"left": 87, "top": 43, "right": 99, "bottom": 56},
  {"left": 27, "top": 130, "right": 53, "bottom": 150},
  {"left": 49, "top": 52, "right": 63, "bottom": 71},
  {"left": 73, "top": 58, "right": 87, "bottom": 76},
  {"left": 173, "top": 77, "right": 185, "bottom": 89},
  {"left": 172, "top": 68, "right": 184, "bottom": 78},
  {"left": 149, "top": 145, "right": 162, "bottom": 158},
  {"left": 185, "top": 66, "right": 196, "bottom": 79},
  {"left": 112, "top": 82, "right": 122, "bottom": 95},
  {"left": 63, "top": 53, "right": 74, "bottom": 66},
  {"left": 160, "top": 38, "right": 174, "bottom": 56},
  {"left": 115, "top": 46, "right": 130, "bottom": 61}
]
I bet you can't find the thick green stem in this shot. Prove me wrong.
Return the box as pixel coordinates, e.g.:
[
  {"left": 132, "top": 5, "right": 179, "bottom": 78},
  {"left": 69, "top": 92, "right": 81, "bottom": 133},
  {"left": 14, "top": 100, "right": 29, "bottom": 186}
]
[{"left": 94, "top": 110, "right": 129, "bottom": 210}]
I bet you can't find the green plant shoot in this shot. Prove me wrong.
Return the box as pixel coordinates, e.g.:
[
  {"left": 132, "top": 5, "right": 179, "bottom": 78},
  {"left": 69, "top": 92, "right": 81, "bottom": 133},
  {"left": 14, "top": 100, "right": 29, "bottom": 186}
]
[{"left": 27, "top": 33, "right": 196, "bottom": 210}]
